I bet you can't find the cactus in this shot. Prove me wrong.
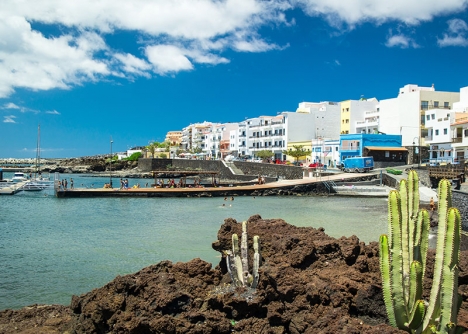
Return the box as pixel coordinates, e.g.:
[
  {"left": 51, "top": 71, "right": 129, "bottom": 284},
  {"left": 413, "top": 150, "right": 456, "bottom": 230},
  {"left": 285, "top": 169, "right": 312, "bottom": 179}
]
[
  {"left": 379, "top": 171, "right": 462, "bottom": 333},
  {"left": 226, "top": 221, "right": 261, "bottom": 288}
]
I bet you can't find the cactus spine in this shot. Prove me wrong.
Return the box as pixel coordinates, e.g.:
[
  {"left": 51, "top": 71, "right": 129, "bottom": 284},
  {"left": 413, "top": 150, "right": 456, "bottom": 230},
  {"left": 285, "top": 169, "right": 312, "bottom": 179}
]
[
  {"left": 226, "top": 221, "right": 261, "bottom": 288},
  {"left": 379, "top": 171, "right": 462, "bottom": 333}
]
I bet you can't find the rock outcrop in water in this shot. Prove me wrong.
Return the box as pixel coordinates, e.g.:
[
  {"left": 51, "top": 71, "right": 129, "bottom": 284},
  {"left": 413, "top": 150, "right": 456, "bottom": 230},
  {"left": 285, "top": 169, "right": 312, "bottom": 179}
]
[{"left": 1, "top": 216, "right": 467, "bottom": 333}]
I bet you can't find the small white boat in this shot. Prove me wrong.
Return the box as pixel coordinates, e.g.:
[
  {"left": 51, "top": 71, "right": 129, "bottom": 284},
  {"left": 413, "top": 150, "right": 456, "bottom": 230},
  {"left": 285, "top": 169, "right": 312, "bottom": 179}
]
[
  {"left": 11, "top": 172, "right": 28, "bottom": 182},
  {"left": 21, "top": 181, "right": 49, "bottom": 191}
]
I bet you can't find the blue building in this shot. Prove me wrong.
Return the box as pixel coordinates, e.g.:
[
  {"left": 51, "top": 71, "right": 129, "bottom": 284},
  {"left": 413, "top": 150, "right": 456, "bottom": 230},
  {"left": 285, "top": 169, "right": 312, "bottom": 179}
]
[{"left": 340, "top": 134, "right": 408, "bottom": 165}]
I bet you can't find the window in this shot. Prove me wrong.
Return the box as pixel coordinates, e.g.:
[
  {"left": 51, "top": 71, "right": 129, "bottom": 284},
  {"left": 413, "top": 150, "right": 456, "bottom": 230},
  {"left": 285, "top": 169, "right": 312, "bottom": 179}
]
[
  {"left": 426, "top": 115, "right": 430, "bottom": 121},
  {"left": 421, "top": 101, "right": 429, "bottom": 110},
  {"left": 431, "top": 114, "right": 435, "bottom": 120},
  {"left": 444, "top": 102, "right": 449, "bottom": 108},
  {"left": 434, "top": 101, "right": 439, "bottom": 108},
  {"left": 465, "top": 129, "right": 468, "bottom": 137},
  {"left": 443, "top": 128, "right": 448, "bottom": 135},
  {"left": 435, "top": 129, "right": 439, "bottom": 136}
]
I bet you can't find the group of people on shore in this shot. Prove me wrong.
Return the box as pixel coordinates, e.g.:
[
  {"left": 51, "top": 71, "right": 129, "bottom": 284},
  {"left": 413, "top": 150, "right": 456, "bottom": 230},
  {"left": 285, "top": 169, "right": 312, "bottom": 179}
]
[{"left": 153, "top": 178, "right": 203, "bottom": 189}]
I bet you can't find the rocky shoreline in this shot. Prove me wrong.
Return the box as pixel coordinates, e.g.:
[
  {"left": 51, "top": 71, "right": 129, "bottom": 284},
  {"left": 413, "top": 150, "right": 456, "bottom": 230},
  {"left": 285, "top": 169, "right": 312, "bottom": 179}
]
[{"left": 1, "top": 216, "right": 467, "bottom": 334}]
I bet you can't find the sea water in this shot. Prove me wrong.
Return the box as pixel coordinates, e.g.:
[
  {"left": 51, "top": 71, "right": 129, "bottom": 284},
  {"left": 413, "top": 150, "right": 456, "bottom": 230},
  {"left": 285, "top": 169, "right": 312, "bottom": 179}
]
[{"left": 0, "top": 173, "right": 388, "bottom": 310}]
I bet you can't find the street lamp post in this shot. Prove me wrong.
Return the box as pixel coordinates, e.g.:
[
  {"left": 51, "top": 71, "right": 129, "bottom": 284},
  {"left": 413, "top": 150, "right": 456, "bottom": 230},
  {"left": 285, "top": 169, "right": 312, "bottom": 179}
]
[
  {"left": 110, "top": 137, "right": 113, "bottom": 188},
  {"left": 412, "top": 137, "right": 420, "bottom": 169}
]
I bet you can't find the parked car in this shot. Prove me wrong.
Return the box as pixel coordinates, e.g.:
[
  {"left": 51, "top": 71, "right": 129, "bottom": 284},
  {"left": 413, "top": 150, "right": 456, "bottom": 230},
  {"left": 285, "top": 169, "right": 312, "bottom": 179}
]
[{"left": 308, "top": 162, "right": 323, "bottom": 168}]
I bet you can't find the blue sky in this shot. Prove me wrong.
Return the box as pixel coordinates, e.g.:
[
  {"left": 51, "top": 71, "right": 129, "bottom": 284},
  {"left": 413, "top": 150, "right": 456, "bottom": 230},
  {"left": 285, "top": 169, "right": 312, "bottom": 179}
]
[{"left": 1, "top": 0, "right": 468, "bottom": 158}]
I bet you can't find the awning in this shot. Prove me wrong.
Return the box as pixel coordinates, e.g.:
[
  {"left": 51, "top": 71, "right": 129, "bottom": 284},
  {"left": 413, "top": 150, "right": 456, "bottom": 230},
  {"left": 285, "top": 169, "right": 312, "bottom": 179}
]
[{"left": 365, "top": 146, "right": 408, "bottom": 151}]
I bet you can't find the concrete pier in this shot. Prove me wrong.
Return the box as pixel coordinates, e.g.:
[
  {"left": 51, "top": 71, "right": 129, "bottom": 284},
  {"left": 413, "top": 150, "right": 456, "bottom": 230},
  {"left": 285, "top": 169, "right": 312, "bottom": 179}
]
[{"left": 55, "top": 173, "right": 368, "bottom": 198}]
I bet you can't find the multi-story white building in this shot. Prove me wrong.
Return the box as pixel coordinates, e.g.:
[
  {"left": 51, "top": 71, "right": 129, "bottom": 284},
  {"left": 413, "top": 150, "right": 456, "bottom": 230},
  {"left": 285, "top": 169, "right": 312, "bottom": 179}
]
[
  {"left": 180, "top": 122, "right": 240, "bottom": 159},
  {"left": 451, "top": 86, "right": 468, "bottom": 162},
  {"left": 340, "top": 98, "right": 380, "bottom": 134},
  {"left": 424, "top": 109, "right": 456, "bottom": 164},
  {"left": 206, "top": 123, "right": 238, "bottom": 159},
  {"left": 231, "top": 109, "right": 324, "bottom": 161},
  {"left": 181, "top": 121, "right": 218, "bottom": 153},
  {"left": 379, "top": 84, "right": 460, "bottom": 146},
  {"left": 296, "top": 101, "right": 341, "bottom": 139}
]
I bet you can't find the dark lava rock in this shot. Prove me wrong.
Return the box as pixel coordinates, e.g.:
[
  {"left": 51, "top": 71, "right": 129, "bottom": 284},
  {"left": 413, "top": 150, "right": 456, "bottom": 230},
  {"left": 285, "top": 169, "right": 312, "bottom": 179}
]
[{"left": 1, "top": 216, "right": 468, "bottom": 333}]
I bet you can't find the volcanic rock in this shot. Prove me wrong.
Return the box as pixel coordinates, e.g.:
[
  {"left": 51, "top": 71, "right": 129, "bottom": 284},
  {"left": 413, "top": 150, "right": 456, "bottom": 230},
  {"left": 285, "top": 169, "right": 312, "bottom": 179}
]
[{"left": 1, "top": 216, "right": 467, "bottom": 333}]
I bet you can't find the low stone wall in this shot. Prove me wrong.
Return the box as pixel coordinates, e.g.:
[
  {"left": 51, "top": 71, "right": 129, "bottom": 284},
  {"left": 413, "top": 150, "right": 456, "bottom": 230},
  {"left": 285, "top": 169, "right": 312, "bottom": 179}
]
[
  {"left": 453, "top": 191, "right": 468, "bottom": 230},
  {"left": 374, "top": 161, "right": 407, "bottom": 169},
  {"left": 232, "top": 161, "right": 303, "bottom": 180},
  {"left": 138, "top": 158, "right": 303, "bottom": 181}
]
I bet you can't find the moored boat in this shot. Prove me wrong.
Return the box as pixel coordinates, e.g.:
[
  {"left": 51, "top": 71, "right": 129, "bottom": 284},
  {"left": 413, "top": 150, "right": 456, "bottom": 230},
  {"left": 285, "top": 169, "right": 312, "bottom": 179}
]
[{"left": 11, "top": 172, "right": 28, "bottom": 182}]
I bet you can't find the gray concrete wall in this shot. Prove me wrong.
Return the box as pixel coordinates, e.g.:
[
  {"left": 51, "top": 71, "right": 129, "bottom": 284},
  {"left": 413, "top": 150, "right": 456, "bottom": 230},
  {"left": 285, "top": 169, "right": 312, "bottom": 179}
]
[
  {"left": 232, "top": 161, "right": 303, "bottom": 180},
  {"left": 138, "top": 158, "right": 303, "bottom": 181}
]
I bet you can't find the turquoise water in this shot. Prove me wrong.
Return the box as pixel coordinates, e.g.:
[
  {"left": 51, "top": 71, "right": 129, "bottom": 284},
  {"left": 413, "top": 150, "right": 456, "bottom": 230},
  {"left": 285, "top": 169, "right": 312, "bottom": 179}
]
[{"left": 0, "top": 173, "right": 388, "bottom": 310}]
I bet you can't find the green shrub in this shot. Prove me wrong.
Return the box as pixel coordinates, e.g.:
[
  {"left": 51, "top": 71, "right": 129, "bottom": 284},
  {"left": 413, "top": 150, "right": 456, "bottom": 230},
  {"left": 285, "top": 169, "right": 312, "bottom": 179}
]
[{"left": 124, "top": 152, "right": 142, "bottom": 161}]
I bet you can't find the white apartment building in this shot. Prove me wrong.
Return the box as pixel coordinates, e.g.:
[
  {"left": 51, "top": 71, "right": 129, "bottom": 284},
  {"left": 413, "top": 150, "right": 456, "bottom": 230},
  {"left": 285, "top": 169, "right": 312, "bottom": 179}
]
[
  {"left": 341, "top": 98, "right": 380, "bottom": 134},
  {"left": 451, "top": 86, "right": 468, "bottom": 162},
  {"left": 180, "top": 122, "right": 240, "bottom": 159},
  {"left": 311, "top": 139, "right": 340, "bottom": 167},
  {"left": 206, "top": 123, "right": 238, "bottom": 159},
  {"left": 181, "top": 121, "right": 219, "bottom": 153},
  {"left": 236, "top": 116, "right": 287, "bottom": 159},
  {"left": 424, "top": 109, "right": 455, "bottom": 164},
  {"left": 379, "top": 84, "right": 460, "bottom": 146},
  {"left": 231, "top": 109, "right": 323, "bottom": 161},
  {"left": 296, "top": 101, "right": 341, "bottom": 139}
]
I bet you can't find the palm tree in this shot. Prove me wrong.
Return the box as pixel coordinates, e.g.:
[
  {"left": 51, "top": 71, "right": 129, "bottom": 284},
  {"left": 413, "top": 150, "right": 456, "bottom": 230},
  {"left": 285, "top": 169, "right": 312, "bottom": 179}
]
[
  {"left": 282, "top": 145, "right": 310, "bottom": 164},
  {"left": 146, "top": 142, "right": 157, "bottom": 158}
]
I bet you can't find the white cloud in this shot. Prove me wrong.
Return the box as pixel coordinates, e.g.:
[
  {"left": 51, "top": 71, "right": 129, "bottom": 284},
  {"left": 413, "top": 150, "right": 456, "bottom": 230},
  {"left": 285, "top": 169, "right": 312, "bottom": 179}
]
[
  {"left": 45, "top": 110, "right": 61, "bottom": 115},
  {"left": 0, "top": 0, "right": 467, "bottom": 97},
  {"left": 438, "top": 18, "right": 468, "bottom": 46},
  {"left": 146, "top": 45, "right": 194, "bottom": 74},
  {"left": 295, "top": 0, "right": 468, "bottom": 27},
  {"left": 3, "top": 115, "right": 17, "bottom": 123},
  {"left": 385, "top": 34, "right": 419, "bottom": 48},
  {"left": 114, "top": 53, "right": 152, "bottom": 78},
  {"left": 2, "top": 102, "right": 20, "bottom": 109},
  {"left": 0, "top": 13, "right": 110, "bottom": 98}
]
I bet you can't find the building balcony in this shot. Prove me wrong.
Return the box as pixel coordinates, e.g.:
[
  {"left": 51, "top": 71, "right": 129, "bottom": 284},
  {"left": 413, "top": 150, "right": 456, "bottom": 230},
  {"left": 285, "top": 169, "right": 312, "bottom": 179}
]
[
  {"left": 420, "top": 105, "right": 451, "bottom": 111},
  {"left": 452, "top": 137, "right": 463, "bottom": 143},
  {"left": 340, "top": 146, "right": 360, "bottom": 152},
  {"left": 356, "top": 120, "right": 378, "bottom": 127}
]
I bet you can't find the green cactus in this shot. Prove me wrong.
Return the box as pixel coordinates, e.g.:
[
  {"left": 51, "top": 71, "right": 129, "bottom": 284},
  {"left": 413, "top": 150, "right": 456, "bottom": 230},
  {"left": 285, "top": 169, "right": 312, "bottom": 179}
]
[
  {"left": 379, "top": 171, "right": 462, "bottom": 333},
  {"left": 226, "top": 221, "right": 261, "bottom": 288}
]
